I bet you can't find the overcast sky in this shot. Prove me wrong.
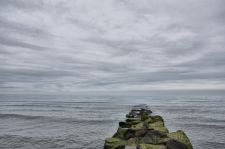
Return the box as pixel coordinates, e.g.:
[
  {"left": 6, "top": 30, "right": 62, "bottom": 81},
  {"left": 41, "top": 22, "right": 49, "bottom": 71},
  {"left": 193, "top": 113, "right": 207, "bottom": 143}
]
[{"left": 0, "top": 0, "right": 225, "bottom": 93}]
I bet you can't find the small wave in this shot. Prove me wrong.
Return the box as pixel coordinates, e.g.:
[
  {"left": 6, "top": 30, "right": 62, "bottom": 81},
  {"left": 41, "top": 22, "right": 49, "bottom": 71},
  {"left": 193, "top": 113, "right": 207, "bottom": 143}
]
[
  {"left": 201, "top": 141, "right": 225, "bottom": 148},
  {"left": 0, "top": 134, "right": 105, "bottom": 149},
  {"left": 0, "top": 135, "right": 84, "bottom": 149},
  {"left": 0, "top": 113, "right": 46, "bottom": 120},
  {"left": 0, "top": 113, "right": 116, "bottom": 125},
  {"left": 177, "top": 116, "right": 225, "bottom": 123},
  {"left": 182, "top": 123, "right": 225, "bottom": 129}
]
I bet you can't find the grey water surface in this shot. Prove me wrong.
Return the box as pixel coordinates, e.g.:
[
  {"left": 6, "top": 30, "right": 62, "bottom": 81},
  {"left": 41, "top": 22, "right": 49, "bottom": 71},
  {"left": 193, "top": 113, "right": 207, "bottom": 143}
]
[{"left": 0, "top": 92, "right": 225, "bottom": 149}]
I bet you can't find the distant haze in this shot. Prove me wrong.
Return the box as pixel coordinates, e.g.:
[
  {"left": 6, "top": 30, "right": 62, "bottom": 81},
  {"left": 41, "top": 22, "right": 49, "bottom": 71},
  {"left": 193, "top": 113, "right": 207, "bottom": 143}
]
[{"left": 0, "top": 0, "right": 225, "bottom": 93}]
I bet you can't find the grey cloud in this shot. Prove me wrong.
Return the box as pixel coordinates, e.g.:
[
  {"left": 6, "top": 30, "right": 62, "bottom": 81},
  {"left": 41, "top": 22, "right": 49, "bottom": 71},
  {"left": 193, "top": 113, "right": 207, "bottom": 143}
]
[
  {"left": 79, "top": 70, "right": 225, "bottom": 88},
  {"left": 0, "top": 0, "right": 43, "bottom": 10},
  {"left": 68, "top": 18, "right": 106, "bottom": 33},
  {"left": 177, "top": 51, "right": 225, "bottom": 69},
  {"left": 0, "top": 0, "right": 225, "bottom": 92},
  {"left": 82, "top": 37, "right": 147, "bottom": 56},
  {"left": 0, "top": 68, "right": 75, "bottom": 83},
  {"left": 0, "top": 36, "right": 49, "bottom": 51},
  {"left": 0, "top": 16, "right": 48, "bottom": 38}
]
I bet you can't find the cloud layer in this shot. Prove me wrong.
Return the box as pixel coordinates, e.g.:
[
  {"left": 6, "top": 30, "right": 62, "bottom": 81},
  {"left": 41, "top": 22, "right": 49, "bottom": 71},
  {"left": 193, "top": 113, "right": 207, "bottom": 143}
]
[{"left": 0, "top": 0, "right": 225, "bottom": 93}]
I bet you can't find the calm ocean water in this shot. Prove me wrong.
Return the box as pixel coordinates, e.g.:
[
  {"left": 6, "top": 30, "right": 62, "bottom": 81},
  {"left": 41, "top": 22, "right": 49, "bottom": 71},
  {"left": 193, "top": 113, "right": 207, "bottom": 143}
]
[{"left": 0, "top": 92, "right": 225, "bottom": 149}]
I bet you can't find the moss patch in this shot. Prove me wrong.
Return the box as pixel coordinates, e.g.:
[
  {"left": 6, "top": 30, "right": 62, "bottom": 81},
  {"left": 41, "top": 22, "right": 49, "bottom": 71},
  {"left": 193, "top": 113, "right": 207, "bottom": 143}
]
[
  {"left": 104, "top": 137, "right": 126, "bottom": 149},
  {"left": 168, "top": 130, "right": 193, "bottom": 149},
  {"left": 138, "top": 144, "right": 167, "bottom": 149}
]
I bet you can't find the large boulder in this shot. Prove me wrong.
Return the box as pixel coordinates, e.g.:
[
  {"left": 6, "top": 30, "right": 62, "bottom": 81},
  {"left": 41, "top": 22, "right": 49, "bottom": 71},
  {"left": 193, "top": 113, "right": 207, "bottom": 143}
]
[
  {"left": 167, "top": 130, "right": 193, "bottom": 149},
  {"left": 166, "top": 139, "right": 188, "bottom": 149},
  {"left": 104, "top": 138, "right": 126, "bottom": 149},
  {"left": 124, "top": 129, "right": 167, "bottom": 140}
]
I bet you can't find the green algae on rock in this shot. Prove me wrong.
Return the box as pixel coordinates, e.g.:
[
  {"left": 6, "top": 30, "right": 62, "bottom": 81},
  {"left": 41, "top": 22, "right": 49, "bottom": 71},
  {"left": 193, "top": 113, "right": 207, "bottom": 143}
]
[
  {"left": 104, "top": 104, "right": 193, "bottom": 149},
  {"left": 139, "top": 144, "right": 167, "bottom": 149},
  {"left": 167, "top": 131, "right": 193, "bottom": 149}
]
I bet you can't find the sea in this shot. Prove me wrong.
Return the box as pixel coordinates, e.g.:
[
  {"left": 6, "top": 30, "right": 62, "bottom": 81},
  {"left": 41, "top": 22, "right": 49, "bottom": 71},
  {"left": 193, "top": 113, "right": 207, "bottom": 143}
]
[{"left": 0, "top": 91, "right": 225, "bottom": 149}]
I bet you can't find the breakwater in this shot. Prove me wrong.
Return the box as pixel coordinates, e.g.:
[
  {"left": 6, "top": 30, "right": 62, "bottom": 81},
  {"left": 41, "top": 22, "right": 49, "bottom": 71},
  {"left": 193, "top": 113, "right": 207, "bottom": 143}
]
[{"left": 104, "top": 104, "right": 193, "bottom": 149}]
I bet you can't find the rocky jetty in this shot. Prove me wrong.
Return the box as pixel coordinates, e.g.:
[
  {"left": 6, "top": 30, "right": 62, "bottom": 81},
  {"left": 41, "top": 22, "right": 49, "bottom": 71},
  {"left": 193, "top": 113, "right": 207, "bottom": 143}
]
[{"left": 104, "top": 104, "right": 193, "bottom": 149}]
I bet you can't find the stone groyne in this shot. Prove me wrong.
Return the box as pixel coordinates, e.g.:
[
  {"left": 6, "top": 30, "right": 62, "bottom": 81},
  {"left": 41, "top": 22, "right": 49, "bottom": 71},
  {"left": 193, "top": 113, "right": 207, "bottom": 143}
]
[{"left": 104, "top": 104, "right": 193, "bottom": 149}]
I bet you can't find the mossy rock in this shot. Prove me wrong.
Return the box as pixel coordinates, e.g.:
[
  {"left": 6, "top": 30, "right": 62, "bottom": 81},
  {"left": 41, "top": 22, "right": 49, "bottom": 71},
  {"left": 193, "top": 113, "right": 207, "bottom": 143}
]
[
  {"left": 127, "top": 116, "right": 165, "bottom": 130},
  {"left": 127, "top": 137, "right": 140, "bottom": 145},
  {"left": 167, "top": 130, "right": 193, "bottom": 149},
  {"left": 166, "top": 139, "right": 188, "bottom": 149},
  {"left": 143, "top": 116, "right": 164, "bottom": 124},
  {"left": 148, "top": 120, "right": 164, "bottom": 127},
  {"left": 148, "top": 121, "right": 168, "bottom": 133},
  {"left": 140, "top": 112, "right": 149, "bottom": 121},
  {"left": 144, "top": 117, "right": 153, "bottom": 123},
  {"left": 149, "top": 126, "right": 169, "bottom": 133},
  {"left": 126, "top": 118, "right": 141, "bottom": 122},
  {"left": 138, "top": 144, "right": 167, "bottom": 149},
  {"left": 139, "top": 135, "right": 168, "bottom": 145},
  {"left": 104, "top": 137, "right": 126, "bottom": 149},
  {"left": 120, "top": 120, "right": 143, "bottom": 128},
  {"left": 113, "top": 128, "right": 128, "bottom": 139},
  {"left": 131, "top": 122, "right": 144, "bottom": 129},
  {"left": 129, "top": 121, "right": 143, "bottom": 126},
  {"left": 149, "top": 116, "right": 164, "bottom": 123},
  {"left": 123, "top": 129, "right": 168, "bottom": 145},
  {"left": 119, "top": 122, "right": 132, "bottom": 128}
]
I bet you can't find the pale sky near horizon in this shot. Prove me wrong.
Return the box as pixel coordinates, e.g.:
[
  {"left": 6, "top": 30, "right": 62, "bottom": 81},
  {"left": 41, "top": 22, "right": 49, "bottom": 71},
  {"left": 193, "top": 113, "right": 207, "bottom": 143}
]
[{"left": 0, "top": 0, "right": 225, "bottom": 93}]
